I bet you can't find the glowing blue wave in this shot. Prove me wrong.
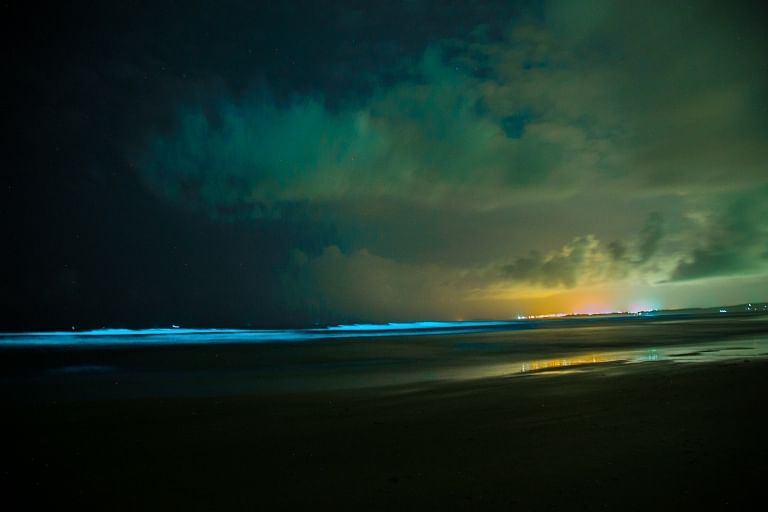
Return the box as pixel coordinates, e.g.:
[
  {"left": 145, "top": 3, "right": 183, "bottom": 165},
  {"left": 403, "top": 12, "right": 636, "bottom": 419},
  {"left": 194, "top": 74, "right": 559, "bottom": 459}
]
[
  {"left": 0, "top": 321, "right": 528, "bottom": 346},
  {"left": 0, "top": 329, "right": 308, "bottom": 346},
  {"left": 326, "top": 321, "right": 516, "bottom": 331},
  {"left": 14, "top": 328, "right": 247, "bottom": 336}
]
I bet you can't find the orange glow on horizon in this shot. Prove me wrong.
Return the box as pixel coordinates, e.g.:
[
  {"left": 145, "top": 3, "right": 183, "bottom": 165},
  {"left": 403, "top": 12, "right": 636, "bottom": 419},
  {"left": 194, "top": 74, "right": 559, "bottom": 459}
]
[{"left": 491, "top": 283, "right": 664, "bottom": 319}]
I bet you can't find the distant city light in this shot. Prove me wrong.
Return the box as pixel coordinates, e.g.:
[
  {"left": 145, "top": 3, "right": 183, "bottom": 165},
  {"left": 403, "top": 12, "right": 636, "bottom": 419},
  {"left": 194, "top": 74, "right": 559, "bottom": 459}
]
[{"left": 516, "top": 313, "right": 568, "bottom": 320}]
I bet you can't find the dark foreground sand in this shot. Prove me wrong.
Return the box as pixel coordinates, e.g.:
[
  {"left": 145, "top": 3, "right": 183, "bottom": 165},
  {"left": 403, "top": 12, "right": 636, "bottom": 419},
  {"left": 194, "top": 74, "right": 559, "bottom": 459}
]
[{"left": 4, "top": 359, "right": 768, "bottom": 510}]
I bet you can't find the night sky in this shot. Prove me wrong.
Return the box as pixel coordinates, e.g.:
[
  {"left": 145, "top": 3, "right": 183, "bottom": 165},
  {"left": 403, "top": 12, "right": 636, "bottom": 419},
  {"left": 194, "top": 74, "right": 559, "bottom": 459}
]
[{"left": 4, "top": 0, "right": 768, "bottom": 330}]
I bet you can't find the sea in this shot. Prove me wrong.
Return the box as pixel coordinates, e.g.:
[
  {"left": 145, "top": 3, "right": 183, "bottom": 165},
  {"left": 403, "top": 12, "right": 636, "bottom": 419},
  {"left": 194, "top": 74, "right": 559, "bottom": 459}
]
[{"left": 3, "top": 311, "right": 768, "bottom": 401}]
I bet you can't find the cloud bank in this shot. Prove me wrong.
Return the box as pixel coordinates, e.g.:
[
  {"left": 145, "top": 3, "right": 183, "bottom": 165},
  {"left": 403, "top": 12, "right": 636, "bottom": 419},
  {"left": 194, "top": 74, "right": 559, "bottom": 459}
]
[{"left": 136, "top": 0, "right": 768, "bottom": 319}]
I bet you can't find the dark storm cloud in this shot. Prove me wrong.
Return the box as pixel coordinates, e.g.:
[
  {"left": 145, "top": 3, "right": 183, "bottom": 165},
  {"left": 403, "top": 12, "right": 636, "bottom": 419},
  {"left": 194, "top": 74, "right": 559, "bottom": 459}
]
[
  {"left": 5, "top": 0, "right": 527, "bottom": 329},
  {"left": 5, "top": 0, "right": 768, "bottom": 328},
  {"left": 139, "top": 0, "right": 768, "bottom": 213},
  {"left": 501, "top": 213, "right": 664, "bottom": 289},
  {"left": 475, "top": 0, "right": 768, "bottom": 192},
  {"left": 503, "top": 237, "right": 602, "bottom": 288},
  {"left": 127, "top": 0, "right": 768, "bottom": 319},
  {"left": 670, "top": 188, "right": 768, "bottom": 281},
  {"left": 138, "top": 46, "right": 587, "bottom": 216},
  {"left": 637, "top": 212, "right": 663, "bottom": 263}
]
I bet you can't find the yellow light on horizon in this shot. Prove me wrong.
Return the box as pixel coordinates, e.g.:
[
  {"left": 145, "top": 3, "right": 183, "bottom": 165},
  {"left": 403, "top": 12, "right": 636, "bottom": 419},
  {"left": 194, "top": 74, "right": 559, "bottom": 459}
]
[{"left": 572, "top": 303, "right": 613, "bottom": 315}]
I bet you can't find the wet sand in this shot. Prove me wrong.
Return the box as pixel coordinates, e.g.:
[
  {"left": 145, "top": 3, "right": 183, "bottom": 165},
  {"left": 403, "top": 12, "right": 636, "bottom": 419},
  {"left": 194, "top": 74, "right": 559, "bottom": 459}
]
[{"left": 5, "top": 357, "right": 768, "bottom": 510}]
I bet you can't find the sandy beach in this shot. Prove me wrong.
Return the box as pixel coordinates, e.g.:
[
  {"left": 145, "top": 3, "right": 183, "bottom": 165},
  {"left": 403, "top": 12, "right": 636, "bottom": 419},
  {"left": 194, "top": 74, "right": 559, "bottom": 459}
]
[{"left": 5, "top": 354, "right": 768, "bottom": 510}]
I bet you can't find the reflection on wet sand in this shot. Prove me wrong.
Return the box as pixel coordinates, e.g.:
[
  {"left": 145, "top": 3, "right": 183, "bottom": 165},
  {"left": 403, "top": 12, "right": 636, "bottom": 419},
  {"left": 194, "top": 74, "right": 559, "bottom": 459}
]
[
  {"left": 520, "top": 354, "right": 612, "bottom": 373},
  {"left": 516, "top": 341, "right": 767, "bottom": 377},
  {"left": 644, "top": 348, "right": 659, "bottom": 362}
]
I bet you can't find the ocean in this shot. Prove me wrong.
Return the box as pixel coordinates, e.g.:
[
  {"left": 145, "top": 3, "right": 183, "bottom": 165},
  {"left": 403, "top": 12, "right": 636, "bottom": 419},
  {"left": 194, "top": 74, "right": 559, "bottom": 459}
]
[{"left": 3, "top": 312, "right": 768, "bottom": 400}]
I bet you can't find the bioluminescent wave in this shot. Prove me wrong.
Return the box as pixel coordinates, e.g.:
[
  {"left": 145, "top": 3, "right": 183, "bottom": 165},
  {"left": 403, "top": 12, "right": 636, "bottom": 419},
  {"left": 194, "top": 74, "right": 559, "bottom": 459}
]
[
  {"left": 2, "top": 314, "right": 768, "bottom": 401},
  {"left": 326, "top": 321, "right": 518, "bottom": 331},
  {"left": 0, "top": 328, "right": 310, "bottom": 346},
  {"left": 0, "top": 313, "right": 764, "bottom": 347},
  {"left": 0, "top": 321, "right": 534, "bottom": 346}
]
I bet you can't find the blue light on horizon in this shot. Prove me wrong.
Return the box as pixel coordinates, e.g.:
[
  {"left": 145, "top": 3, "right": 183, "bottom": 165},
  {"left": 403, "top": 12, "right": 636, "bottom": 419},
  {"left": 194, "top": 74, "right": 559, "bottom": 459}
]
[
  {"left": 0, "top": 313, "right": 703, "bottom": 348},
  {"left": 325, "top": 320, "right": 519, "bottom": 331},
  {"left": 0, "top": 321, "right": 529, "bottom": 347}
]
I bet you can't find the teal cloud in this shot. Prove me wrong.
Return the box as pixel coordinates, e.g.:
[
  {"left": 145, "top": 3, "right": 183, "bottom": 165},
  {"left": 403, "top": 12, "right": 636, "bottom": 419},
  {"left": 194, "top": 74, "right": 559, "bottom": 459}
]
[
  {"left": 135, "top": 0, "right": 768, "bottom": 318},
  {"left": 138, "top": 46, "right": 598, "bottom": 216},
  {"left": 670, "top": 188, "right": 768, "bottom": 281}
]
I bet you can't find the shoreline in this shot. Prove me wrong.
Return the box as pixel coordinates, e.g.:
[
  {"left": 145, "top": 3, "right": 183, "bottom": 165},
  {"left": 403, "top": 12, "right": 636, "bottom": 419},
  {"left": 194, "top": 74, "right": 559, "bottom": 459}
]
[{"left": 3, "top": 314, "right": 768, "bottom": 401}]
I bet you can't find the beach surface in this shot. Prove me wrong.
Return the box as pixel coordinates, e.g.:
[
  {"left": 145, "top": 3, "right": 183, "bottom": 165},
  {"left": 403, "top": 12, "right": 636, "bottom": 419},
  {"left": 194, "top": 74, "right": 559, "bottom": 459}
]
[{"left": 3, "top": 315, "right": 768, "bottom": 509}]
